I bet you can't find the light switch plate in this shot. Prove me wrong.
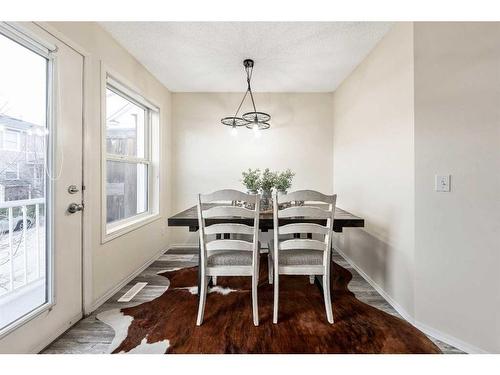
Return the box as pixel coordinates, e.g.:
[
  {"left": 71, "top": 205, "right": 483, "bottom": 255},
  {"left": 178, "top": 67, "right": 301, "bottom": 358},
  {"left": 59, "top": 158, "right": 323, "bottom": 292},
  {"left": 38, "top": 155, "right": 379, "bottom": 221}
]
[{"left": 435, "top": 175, "right": 451, "bottom": 192}]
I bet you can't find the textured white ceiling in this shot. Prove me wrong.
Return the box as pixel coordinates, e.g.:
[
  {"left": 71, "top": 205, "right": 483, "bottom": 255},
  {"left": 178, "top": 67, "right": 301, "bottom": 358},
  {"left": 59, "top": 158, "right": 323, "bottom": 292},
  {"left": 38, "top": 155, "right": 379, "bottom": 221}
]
[{"left": 100, "top": 22, "right": 393, "bottom": 92}]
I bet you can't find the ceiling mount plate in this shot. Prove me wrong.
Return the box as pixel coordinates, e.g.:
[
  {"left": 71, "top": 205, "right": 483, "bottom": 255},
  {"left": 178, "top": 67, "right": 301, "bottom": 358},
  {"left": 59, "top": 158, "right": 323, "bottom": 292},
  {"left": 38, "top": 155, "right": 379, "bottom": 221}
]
[{"left": 243, "top": 59, "right": 254, "bottom": 68}]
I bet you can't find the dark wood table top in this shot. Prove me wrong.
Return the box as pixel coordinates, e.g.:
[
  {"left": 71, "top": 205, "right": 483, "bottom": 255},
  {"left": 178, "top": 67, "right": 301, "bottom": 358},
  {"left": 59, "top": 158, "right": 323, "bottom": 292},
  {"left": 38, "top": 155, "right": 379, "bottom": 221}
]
[{"left": 168, "top": 205, "right": 364, "bottom": 233}]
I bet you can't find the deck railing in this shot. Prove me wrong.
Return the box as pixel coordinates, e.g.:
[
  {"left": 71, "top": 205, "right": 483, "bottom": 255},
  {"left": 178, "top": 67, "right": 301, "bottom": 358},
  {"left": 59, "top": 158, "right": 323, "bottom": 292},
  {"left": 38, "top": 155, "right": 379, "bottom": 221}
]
[{"left": 0, "top": 198, "right": 45, "bottom": 295}]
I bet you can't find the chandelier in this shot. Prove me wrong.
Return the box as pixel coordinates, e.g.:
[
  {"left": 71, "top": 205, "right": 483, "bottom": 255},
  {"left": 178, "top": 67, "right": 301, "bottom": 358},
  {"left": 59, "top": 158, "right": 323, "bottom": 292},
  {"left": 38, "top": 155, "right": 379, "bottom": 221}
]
[{"left": 221, "top": 59, "right": 271, "bottom": 134}]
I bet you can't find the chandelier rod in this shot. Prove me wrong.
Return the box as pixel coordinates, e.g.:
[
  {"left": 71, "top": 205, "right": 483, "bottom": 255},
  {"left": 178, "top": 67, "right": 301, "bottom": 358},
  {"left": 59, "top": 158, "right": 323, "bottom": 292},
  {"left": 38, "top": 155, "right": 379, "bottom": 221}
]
[
  {"left": 232, "top": 89, "right": 249, "bottom": 120},
  {"left": 246, "top": 65, "right": 258, "bottom": 114}
]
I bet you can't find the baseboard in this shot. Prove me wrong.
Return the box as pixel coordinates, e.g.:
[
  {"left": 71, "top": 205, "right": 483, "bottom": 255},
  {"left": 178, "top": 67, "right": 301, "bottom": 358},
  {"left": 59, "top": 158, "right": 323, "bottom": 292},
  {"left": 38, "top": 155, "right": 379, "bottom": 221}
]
[
  {"left": 412, "top": 321, "right": 488, "bottom": 354},
  {"left": 85, "top": 247, "right": 167, "bottom": 315},
  {"left": 34, "top": 312, "right": 83, "bottom": 354},
  {"left": 168, "top": 243, "right": 199, "bottom": 250},
  {"left": 334, "top": 245, "right": 487, "bottom": 354}
]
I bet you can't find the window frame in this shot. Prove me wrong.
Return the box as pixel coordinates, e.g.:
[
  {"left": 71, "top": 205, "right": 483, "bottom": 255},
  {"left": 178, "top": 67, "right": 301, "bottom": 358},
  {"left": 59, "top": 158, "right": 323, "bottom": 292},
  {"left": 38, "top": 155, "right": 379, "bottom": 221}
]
[
  {"left": 101, "top": 69, "right": 161, "bottom": 243},
  {"left": 2, "top": 129, "right": 21, "bottom": 151}
]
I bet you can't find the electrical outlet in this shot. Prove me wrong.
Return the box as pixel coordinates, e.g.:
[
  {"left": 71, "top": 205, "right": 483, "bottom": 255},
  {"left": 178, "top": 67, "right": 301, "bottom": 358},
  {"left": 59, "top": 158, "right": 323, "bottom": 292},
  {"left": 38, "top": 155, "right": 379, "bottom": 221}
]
[{"left": 435, "top": 175, "right": 451, "bottom": 192}]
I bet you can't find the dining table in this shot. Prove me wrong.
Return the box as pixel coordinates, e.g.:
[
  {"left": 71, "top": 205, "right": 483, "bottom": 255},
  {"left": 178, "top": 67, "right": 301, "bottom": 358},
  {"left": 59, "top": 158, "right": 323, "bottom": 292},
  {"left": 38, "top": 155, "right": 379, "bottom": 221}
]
[
  {"left": 168, "top": 204, "right": 364, "bottom": 233},
  {"left": 168, "top": 204, "right": 365, "bottom": 295}
]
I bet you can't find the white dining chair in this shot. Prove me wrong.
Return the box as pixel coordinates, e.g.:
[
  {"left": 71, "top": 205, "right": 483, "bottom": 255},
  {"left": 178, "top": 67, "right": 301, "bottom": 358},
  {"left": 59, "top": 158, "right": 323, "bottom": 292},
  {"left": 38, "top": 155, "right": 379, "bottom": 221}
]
[
  {"left": 196, "top": 189, "right": 261, "bottom": 326},
  {"left": 270, "top": 190, "right": 337, "bottom": 324}
]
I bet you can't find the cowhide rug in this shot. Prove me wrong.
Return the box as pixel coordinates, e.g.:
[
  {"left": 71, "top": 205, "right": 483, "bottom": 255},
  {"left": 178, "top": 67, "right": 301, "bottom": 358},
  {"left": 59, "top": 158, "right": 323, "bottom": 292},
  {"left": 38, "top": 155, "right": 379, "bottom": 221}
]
[{"left": 97, "top": 256, "right": 441, "bottom": 354}]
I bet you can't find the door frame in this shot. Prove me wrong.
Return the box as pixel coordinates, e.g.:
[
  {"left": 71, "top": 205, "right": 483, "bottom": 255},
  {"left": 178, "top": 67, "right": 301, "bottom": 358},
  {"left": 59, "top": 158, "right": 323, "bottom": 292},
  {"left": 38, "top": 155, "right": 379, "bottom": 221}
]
[{"left": 34, "top": 22, "right": 95, "bottom": 318}]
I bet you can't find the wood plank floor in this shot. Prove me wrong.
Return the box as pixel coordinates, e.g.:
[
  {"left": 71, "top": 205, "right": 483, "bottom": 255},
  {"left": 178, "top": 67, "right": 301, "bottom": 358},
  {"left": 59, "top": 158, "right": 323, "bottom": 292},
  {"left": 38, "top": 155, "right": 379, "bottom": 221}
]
[{"left": 42, "top": 247, "right": 463, "bottom": 354}]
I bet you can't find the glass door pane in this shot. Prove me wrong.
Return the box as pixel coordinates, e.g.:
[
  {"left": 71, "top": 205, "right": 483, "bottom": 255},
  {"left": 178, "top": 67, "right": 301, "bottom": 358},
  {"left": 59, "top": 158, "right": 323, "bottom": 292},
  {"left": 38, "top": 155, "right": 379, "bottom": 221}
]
[{"left": 0, "top": 32, "right": 49, "bottom": 331}]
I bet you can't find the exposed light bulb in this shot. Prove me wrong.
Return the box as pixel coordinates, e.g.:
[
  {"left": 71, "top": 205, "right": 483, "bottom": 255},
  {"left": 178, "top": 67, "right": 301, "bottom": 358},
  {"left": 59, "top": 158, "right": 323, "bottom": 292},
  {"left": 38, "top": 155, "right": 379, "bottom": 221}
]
[
  {"left": 231, "top": 126, "right": 237, "bottom": 136},
  {"left": 253, "top": 124, "right": 261, "bottom": 138}
]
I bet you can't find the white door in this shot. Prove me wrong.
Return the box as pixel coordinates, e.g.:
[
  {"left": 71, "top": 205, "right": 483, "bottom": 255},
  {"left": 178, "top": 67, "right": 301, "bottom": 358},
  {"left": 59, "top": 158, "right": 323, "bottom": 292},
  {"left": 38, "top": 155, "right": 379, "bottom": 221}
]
[{"left": 0, "top": 22, "right": 83, "bottom": 353}]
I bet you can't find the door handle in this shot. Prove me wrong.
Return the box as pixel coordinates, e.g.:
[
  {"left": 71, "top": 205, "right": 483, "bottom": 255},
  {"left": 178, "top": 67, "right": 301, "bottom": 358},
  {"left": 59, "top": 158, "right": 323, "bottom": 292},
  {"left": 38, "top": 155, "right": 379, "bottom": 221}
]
[{"left": 68, "top": 203, "right": 84, "bottom": 214}]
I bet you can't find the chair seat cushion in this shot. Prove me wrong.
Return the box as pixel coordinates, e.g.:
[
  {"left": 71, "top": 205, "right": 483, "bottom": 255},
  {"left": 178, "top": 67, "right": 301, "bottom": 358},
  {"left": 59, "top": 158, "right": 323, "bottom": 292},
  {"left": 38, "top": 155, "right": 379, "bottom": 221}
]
[
  {"left": 277, "top": 249, "right": 324, "bottom": 266},
  {"left": 207, "top": 250, "right": 253, "bottom": 266},
  {"left": 268, "top": 240, "right": 324, "bottom": 266}
]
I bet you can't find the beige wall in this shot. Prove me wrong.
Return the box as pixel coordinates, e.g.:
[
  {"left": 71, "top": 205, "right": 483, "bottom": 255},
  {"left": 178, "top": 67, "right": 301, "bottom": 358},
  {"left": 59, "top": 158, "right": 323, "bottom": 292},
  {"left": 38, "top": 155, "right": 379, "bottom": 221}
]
[
  {"left": 333, "top": 22, "right": 500, "bottom": 353},
  {"left": 414, "top": 22, "right": 500, "bottom": 353},
  {"left": 332, "top": 23, "right": 416, "bottom": 315},
  {"left": 47, "top": 22, "right": 173, "bottom": 312},
  {"left": 171, "top": 92, "right": 334, "bottom": 245},
  {"left": 29, "top": 21, "right": 500, "bottom": 353}
]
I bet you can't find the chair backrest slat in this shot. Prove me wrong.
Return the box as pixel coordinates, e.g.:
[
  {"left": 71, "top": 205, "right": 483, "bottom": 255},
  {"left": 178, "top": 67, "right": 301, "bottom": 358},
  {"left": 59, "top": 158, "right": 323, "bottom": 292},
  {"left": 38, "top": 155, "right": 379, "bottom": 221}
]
[
  {"left": 279, "top": 239, "right": 327, "bottom": 251},
  {"left": 278, "top": 206, "right": 331, "bottom": 219},
  {"left": 200, "top": 189, "right": 254, "bottom": 204},
  {"left": 279, "top": 223, "right": 329, "bottom": 235},
  {"left": 206, "top": 239, "right": 254, "bottom": 252},
  {"left": 203, "top": 223, "right": 254, "bottom": 236},
  {"left": 203, "top": 205, "right": 256, "bottom": 219},
  {"left": 278, "top": 190, "right": 335, "bottom": 204}
]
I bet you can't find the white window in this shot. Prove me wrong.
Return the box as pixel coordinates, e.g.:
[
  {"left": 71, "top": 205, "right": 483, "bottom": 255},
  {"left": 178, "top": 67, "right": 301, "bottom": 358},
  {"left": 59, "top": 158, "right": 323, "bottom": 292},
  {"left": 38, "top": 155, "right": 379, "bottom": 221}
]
[
  {"left": 3, "top": 129, "right": 20, "bottom": 151},
  {"left": 103, "top": 74, "right": 160, "bottom": 239},
  {"left": 4, "top": 162, "right": 19, "bottom": 180}
]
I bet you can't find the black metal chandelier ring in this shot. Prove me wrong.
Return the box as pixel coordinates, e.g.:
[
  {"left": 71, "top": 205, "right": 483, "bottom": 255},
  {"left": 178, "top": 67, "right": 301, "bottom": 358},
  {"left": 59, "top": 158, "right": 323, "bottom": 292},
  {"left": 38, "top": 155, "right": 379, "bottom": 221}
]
[{"left": 220, "top": 59, "right": 271, "bottom": 131}]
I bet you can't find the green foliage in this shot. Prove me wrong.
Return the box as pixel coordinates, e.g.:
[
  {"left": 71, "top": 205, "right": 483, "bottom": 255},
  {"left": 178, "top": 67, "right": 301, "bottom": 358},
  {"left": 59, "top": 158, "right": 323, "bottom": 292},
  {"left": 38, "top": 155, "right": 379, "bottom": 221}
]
[
  {"left": 275, "top": 169, "right": 295, "bottom": 193},
  {"left": 241, "top": 168, "right": 261, "bottom": 193},
  {"left": 261, "top": 168, "right": 277, "bottom": 193},
  {"left": 241, "top": 168, "right": 295, "bottom": 194}
]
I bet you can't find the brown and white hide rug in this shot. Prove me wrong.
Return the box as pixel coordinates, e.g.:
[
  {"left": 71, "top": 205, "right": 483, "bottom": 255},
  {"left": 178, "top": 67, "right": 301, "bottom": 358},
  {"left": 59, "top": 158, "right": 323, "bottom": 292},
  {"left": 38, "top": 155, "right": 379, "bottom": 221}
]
[{"left": 97, "top": 256, "right": 441, "bottom": 354}]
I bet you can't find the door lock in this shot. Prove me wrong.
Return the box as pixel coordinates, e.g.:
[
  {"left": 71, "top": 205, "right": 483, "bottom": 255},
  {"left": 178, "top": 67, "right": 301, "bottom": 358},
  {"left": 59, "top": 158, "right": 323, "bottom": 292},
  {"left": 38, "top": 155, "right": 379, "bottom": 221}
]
[
  {"left": 68, "top": 185, "right": 80, "bottom": 194},
  {"left": 68, "top": 203, "right": 84, "bottom": 214}
]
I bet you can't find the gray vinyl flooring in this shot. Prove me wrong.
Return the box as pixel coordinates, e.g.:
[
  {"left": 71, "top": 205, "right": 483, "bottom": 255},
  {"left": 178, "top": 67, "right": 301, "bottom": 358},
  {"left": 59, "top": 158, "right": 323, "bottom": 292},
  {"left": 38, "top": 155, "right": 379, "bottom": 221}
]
[{"left": 42, "top": 247, "right": 463, "bottom": 354}]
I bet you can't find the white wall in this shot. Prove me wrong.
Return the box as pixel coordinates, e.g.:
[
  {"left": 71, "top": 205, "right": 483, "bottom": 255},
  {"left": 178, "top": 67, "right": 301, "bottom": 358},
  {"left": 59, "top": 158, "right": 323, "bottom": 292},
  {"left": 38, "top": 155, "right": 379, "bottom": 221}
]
[
  {"left": 47, "top": 22, "right": 173, "bottom": 312},
  {"left": 171, "top": 92, "right": 333, "bottom": 245},
  {"left": 414, "top": 22, "right": 500, "bottom": 353},
  {"left": 332, "top": 23, "right": 416, "bottom": 315}
]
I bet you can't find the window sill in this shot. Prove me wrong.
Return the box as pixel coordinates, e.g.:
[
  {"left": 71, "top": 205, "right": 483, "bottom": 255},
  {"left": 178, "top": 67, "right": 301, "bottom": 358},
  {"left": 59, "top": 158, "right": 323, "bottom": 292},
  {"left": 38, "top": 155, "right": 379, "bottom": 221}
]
[{"left": 102, "top": 212, "right": 161, "bottom": 244}]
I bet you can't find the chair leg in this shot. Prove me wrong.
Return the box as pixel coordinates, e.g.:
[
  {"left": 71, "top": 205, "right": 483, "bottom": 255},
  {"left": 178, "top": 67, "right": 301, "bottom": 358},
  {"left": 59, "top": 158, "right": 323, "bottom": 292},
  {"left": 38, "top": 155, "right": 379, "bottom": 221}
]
[
  {"left": 309, "top": 275, "right": 315, "bottom": 284},
  {"left": 212, "top": 276, "right": 217, "bottom": 286},
  {"left": 273, "top": 273, "right": 279, "bottom": 324},
  {"left": 252, "top": 275, "right": 259, "bottom": 326},
  {"left": 196, "top": 276, "right": 209, "bottom": 326},
  {"left": 323, "top": 274, "right": 334, "bottom": 324},
  {"left": 268, "top": 254, "right": 273, "bottom": 284}
]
